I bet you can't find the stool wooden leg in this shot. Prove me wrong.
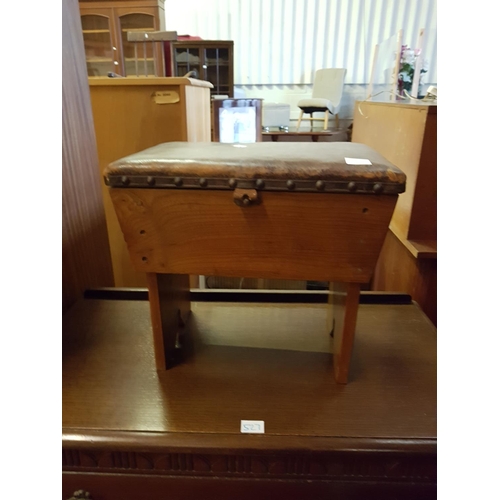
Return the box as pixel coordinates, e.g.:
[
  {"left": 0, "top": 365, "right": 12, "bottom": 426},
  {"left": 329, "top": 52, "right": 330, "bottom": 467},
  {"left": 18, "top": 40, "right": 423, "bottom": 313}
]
[
  {"left": 296, "top": 110, "right": 303, "bottom": 131},
  {"left": 335, "top": 113, "right": 339, "bottom": 130},
  {"left": 328, "top": 282, "right": 361, "bottom": 384},
  {"left": 147, "top": 273, "right": 191, "bottom": 370},
  {"left": 323, "top": 112, "right": 329, "bottom": 130},
  {"left": 309, "top": 113, "right": 314, "bottom": 131}
]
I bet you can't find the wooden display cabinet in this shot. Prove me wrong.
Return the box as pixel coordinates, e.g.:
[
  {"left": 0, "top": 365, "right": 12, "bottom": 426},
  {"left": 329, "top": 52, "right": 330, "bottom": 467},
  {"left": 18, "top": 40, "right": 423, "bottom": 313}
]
[
  {"left": 79, "top": 0, "right": 166, "bottom": 77},
  {"left": 172, "top": 40, "right": 234, "bottom": 97}
]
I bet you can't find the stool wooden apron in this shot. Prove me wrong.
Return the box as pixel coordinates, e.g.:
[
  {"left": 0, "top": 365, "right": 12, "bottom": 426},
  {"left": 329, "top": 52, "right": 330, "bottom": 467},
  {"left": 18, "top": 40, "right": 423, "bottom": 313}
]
[{"left": 104, "top": 142, "right": 405, "bottom": 383}]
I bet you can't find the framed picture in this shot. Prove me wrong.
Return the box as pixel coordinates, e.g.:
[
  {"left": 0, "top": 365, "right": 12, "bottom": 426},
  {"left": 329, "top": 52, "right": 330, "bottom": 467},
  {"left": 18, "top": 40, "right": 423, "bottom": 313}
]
[{"left": 212, "top": 99, "right": 262, "bottom": 142}]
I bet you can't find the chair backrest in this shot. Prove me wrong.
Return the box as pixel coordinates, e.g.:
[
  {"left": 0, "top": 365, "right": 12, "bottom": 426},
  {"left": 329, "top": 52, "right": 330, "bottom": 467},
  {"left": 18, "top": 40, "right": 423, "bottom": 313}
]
[{"left": 312, "top": 68, "right": 347, "bottom": 106}]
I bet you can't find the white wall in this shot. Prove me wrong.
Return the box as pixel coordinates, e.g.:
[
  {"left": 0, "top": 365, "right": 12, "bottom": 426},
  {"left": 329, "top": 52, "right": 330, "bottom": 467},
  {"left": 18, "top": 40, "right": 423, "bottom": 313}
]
[{"left": 166, "top": 0, "right": 437, "bottom": 123}]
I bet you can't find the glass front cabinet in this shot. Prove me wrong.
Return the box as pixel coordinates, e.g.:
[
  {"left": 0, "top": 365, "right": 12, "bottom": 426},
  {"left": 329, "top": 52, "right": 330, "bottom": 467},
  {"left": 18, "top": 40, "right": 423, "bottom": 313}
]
[
  {"left": 79, "top": 0, "right": 165, "bottom": 77},
  {"left": 173, "top": 41, "right": 234, "bottom": 97}
]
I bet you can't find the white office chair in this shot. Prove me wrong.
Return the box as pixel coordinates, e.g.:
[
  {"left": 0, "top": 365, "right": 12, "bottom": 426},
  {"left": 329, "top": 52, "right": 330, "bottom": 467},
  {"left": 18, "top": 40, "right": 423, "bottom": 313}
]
[{"left": 296, "top": 68, "right": 347, "bottom": 131}]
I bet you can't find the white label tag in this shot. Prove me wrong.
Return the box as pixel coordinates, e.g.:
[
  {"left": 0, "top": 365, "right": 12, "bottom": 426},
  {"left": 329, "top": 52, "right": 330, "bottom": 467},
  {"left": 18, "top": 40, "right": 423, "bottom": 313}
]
[
  {"left": 240, "top": 420, "right": 265, "bottom": 434},
  {"left": 345, "top": 157, "right": 372, "bottom": 165}
]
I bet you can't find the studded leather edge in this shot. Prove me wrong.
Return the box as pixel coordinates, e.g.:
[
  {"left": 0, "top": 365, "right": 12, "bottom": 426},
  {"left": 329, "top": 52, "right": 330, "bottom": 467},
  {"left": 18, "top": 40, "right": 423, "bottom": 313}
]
[{"left": 104, "top": 175, "right": 405, "bottom": 194}]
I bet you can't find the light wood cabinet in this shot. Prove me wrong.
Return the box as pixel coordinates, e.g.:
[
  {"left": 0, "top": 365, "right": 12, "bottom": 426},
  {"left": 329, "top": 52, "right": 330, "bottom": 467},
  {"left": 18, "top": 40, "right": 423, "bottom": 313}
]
[
  {"left": 79, "top": 0, "right": 166, "bottom": 77},
  {"left": 352, "top": 100, "right": 437, "bottom": 325},
  {"left": 88, "top": 77, "right": 212, "bottom": 287}
]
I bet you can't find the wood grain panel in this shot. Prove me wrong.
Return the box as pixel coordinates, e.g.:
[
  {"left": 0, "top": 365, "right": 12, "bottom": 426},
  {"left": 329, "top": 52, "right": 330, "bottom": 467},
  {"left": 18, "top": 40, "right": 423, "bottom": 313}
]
[
  {"left": 79, "top": 0, "right": 166, "bottom": 10},
  {"left": 62, "top": 295, "right": 436, "bottom": 498},
  {"left": 89, "top": 82, "right": 185, "bottom": 290},
  {"left": 373, "top": 229, "right": 437, "bottom": 326},
  {"left": 330, "top": 282, "right": 361, "bottom": 383},
  {"left": 183, "top": 84, "right": 212, "bottom": 142},
  {"left": 62, "top": 298, "right": 437, "bottom": 437},
  {"left": 62, "top": 0, "right": 113, "bottom": 314},
  {"left": 89, "top": 78, "right": 212, "bottom": 287},
  {"left": 147, "top": 272, "right": 191, "bottom": 369},
  {"left": 408, "top": 110, "right": 437, "bottom": 240},
  {"left": 62, "top": 471, "right": 436, "bottom": 500},
  {"left": 352, "top": 101, "right": 437, "bottom": 323},
  {"left": 109, "top": 189, "right": 397, "bottom": 282},
  {"left": 352, "top": 101, "right": 435, "bottom": 240}
]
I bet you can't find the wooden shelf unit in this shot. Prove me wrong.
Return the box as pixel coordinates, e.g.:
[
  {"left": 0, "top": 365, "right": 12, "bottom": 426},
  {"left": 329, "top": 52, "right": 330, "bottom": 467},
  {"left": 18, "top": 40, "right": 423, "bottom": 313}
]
[
  {"left": 79, "top": 0, "right": 166, "bottom": 77},
  {"left": 172, "top": 40, "right": 234, "bottom": 97},
  {"left": 82, "top": 29, "right": 110, "bottom": 33}
]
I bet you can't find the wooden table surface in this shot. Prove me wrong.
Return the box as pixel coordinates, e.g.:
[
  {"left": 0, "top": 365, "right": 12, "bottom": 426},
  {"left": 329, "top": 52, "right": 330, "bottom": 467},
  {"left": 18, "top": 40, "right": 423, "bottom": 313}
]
[{"left": 62, "top": 295, "right": 436, "bottom": 499}]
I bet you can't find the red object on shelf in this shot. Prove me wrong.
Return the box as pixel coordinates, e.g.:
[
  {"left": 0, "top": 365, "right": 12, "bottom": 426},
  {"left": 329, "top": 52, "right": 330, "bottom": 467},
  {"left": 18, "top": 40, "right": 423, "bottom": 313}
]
[{"left": 164, "top": 35, "right": 203, "bottom": 76}]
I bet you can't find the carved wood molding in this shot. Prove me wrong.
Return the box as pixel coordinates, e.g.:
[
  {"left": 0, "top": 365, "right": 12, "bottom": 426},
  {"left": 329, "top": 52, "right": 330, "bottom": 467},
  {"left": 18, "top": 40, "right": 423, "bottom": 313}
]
[{"left": 62, "top": 449, "right": 436, "bottom": 482}]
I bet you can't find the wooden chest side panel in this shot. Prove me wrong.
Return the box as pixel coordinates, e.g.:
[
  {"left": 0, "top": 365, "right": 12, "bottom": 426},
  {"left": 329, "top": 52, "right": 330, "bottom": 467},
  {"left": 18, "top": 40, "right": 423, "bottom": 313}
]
[{"left": 109, "top": 189, "right": 397, "bottom": 282}]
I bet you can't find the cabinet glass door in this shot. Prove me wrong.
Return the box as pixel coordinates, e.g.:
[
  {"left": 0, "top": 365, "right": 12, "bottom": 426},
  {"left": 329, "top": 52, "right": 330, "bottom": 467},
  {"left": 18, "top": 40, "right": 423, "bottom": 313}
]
[
  {"left": 205, "top": 48, "right": 230, "bottom": 96},
  {"left": 174, "top": 47, "right": 201, "bottom": 79},
  {"left": 81, "top": 14, "right": 117, "bottom": 77},
  {"left": 118, "top": 13, "right": 156, "bottom": 76}
]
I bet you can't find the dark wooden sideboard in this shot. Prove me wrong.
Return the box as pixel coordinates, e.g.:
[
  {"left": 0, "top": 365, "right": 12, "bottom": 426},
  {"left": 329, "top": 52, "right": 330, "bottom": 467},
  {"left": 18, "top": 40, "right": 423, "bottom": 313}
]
[{"left": 63, "top": 291, "right": 437, "bottom": 499}]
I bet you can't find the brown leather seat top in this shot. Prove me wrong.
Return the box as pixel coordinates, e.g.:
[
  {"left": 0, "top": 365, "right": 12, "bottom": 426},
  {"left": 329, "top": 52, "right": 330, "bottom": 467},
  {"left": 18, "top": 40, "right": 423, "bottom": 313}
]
[{"left": 105, "top": 142, "right": 405, "bottom": 194}]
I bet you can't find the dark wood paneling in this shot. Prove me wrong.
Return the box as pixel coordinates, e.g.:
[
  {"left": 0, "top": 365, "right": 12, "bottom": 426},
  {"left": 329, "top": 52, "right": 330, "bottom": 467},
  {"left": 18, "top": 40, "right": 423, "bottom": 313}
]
[
  {"left": 373, "top": 229, "right": 437, "bottom": 325},
  {"left": 63, "top": 471, "right": 436, "bottom": 500},
  {"left": 63, "top": 299, "right": 436, "bottom": 436},
  {"left": 408, "top": 110, "right": 437, "bottom": 241},
  {"left": 62, "top": 0, "right": 113, "bottom": 314},
  {"left": 62, "top": 297, "right": 436, "bottom": 498}
]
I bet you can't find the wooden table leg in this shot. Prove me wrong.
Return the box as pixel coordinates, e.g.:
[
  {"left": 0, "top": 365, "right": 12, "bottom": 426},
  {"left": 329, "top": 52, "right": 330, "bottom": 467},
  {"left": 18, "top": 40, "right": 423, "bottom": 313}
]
[
  {"left": 328, "top": 282, "right": 361, "bottom": 383},
  {"left": 147, "top": 273, "right": 191, "bottom": 370},
  {"left": 296, "top": 109, "right": 303, "bottom": 131}
]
